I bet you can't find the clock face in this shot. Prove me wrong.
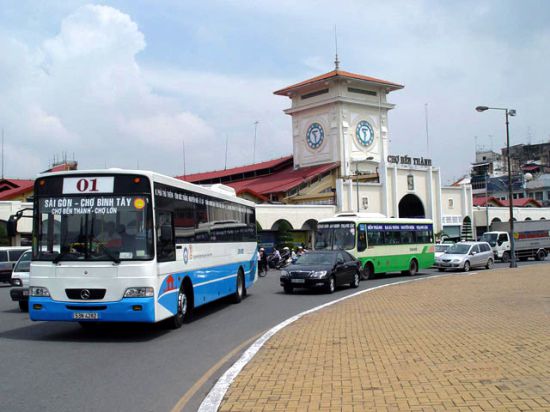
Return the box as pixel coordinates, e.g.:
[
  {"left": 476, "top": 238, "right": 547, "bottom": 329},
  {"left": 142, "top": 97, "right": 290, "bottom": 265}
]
[
  {"left": 356, "top": 120, "right": 375, "bottom": 146},
  {"left": 306, "top": 123, "right": 324, "bottom": 150}
]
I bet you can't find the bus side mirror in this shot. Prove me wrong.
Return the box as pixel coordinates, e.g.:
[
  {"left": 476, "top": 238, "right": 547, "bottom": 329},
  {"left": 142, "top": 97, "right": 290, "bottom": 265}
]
[{"left": 7, "top": 217, "right": 17, "bottom": 237}]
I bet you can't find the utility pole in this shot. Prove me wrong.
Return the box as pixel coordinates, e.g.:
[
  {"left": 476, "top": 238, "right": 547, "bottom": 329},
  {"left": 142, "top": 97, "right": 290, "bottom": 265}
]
[
  {"left": 182, "top": 138, "right": 187, "bottom": 177},
  {"left": 253, "top": 121, "right": 259, "bottom": 164},
  {"left": 224, "top": 134, "right": 229, "bottom": 170}
]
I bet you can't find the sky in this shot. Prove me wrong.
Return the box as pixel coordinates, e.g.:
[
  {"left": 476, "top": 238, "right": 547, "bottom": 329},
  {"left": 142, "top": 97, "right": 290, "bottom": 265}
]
[{"left": 1, "top": 1, "right": 549, "bottom": 184}]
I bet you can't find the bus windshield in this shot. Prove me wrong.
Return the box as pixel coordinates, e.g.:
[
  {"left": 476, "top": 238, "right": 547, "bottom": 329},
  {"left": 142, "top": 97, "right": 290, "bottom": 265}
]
[
  {"left": 315, "top": 223, "right": 356, "bottom": 250},
  {"left": 35, "top": 195, "right": 154, "bottom": 262}
]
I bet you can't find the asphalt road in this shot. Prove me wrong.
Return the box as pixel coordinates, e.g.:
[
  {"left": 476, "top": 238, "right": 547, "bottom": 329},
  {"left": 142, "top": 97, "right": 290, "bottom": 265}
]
[{"left": 0, "top": 259, "right": 546, "bottom": 412}]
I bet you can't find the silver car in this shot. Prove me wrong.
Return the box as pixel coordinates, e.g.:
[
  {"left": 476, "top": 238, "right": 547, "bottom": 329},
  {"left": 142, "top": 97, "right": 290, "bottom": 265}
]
[{"left": 435, "top": 241, "right": 494, "bottom": 272}]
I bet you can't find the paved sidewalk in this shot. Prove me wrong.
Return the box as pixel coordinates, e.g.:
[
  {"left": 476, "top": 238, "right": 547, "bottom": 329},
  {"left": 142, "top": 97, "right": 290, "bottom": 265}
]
[{"left": 220, "top": 266, "right": 550, "bottom": 411}]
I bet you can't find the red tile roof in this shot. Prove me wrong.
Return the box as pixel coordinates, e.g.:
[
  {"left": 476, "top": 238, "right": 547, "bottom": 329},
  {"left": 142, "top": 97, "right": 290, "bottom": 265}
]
[
  {"left": 473, "top": 196, "right": 504, "bottom": 207},
  {"left": 226, "top": 162, "right": 339, "bottom": 196},
  {"left": 473, "top": 196, "right": 542, "bottom": 207},
  {"left": 274, "top": 69, "right": 404, "bottom": 96},
  {"left": 177, "top": 156, "right": 293, "bottom": 183},
  {"left": 0, "top": 179, "right": 34, "bottom": 200},
  {"left": 501, "top": 198, "right": 542, "bottom": 207}
]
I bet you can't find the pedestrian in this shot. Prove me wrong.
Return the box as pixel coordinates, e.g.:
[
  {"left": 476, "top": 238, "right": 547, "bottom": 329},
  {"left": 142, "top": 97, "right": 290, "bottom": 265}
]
[{"left": 259, "top": 248, "right": 268, "bottom": 276}]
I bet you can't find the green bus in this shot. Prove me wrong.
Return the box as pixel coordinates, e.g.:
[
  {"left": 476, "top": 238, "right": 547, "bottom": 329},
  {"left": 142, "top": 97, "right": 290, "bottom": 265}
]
[{"left": 315, "top": 214, "right": 435, "bottom": 279}]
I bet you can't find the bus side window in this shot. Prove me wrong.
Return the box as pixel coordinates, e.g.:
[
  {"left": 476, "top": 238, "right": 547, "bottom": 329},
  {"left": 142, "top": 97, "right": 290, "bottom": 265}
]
[
  {"left": 157, "top": 210, "right": 175, "bottom": 262},
  {"left": 357, "top": 224, "right": 367, "bottom": 252}
]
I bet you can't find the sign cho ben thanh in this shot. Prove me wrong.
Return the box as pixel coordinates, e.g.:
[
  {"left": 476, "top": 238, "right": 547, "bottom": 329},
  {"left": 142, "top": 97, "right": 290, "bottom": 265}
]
[{"left": 387, "top": 155, "right": 432, "bottom": 167}]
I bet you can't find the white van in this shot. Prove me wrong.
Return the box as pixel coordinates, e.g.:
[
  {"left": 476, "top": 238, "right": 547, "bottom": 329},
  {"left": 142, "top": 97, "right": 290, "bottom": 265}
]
[
  {"left": 0, "top": 246, "right": 31, "bottom": 283},
  {"left": 9, "top": 250, "right": 32, "bottom": 312}
]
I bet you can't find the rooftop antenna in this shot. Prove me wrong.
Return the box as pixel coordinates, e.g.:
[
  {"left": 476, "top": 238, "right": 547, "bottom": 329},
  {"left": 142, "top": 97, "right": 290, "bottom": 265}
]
[
  {"left": 253, "top": 121, "right": 259, "bottom": 164},
  {"left": 334, "top": 25, "right": 340, "bottom": 70},
  {"left": 424, "top": 103, "right": 430, "bottom": 156}
]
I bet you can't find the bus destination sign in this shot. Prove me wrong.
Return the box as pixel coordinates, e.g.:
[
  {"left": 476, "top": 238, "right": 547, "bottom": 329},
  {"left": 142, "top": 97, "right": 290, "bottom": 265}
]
[{"left": 63, "top": 177, "right": 114, "bottom": 194}]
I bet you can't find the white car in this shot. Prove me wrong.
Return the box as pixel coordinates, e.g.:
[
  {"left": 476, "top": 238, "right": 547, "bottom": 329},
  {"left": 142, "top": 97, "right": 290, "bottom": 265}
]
[
  {"left": 10, "top": 250, "right": 32, "bottom": 312},
  {"left": 434, "top": 241, "right": 494, "bottom": 272}
]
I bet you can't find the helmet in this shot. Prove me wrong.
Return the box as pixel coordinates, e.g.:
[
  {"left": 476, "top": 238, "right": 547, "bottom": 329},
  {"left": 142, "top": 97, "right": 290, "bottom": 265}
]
[
  {"left": 283, "top": 246, "right": 289, "bottom": 250},
  {"left": 260, "top": 248, "right": 264, "bottom": 251}
]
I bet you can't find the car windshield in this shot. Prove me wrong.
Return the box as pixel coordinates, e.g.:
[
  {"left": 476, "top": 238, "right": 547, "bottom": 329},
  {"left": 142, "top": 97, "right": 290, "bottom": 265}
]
[
  {"left": 13, "top": 251, "right": 31, "bottom": 272},
  {"left": 435, "top": 244, "right": 451, "bottom": 252},
  {"left": 446, "top": 244, "right": 471, "bottom": 255},
  {"left": 35, "top": 195, "right": 154, "bottom": 262},
  {"left": 480, "top": 233, "right": 497, "bottom": 247},
  {"left": 294, "top": 253, "right": 335, "bottom": 266}
]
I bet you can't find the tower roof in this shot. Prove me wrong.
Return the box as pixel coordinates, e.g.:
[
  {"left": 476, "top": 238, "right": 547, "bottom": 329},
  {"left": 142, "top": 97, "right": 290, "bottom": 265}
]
[{"left": 274, "top": 69, "right": 404, "bottom": 96}]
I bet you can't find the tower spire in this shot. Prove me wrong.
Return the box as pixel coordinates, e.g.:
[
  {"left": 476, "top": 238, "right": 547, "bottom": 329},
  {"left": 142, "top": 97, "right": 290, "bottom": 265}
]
[{"left": 334, "top": 25, "right": 340, "bottom": 70}]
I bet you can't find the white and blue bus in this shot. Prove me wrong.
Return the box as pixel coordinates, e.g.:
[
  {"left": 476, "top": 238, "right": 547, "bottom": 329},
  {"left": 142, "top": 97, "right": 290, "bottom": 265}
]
[{"left": 29, "top": 170, "right": 257, "bottom": 328}]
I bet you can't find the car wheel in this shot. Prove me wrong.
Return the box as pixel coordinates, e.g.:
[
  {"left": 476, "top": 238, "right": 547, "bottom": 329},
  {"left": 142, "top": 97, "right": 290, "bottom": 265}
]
[
  {"left": 18, "top": 301, "right": 29, "bottom": 312},
  {"left": 463, "top": 261, "right": 470, "bottom": 272},
  {"left": 283, "top": 285, "right": 293, "bottom": 294},
  {"left": 486, "top": 258, "right": 494, "bottom": 270},
  {"left": 326, "top": 276, "right": 335, "bottom": 294},
  {"left": 232, "top": 272, "right": 245, "bottom": 303},
  {"left": 350, "top": 271, "right": 360, "bottom": 288},
  {"left": 535, "top": 250, "right": 546, "bottom": 261},
  {"left": 501, "top": 252, "right": 510, "bottom": 263}
]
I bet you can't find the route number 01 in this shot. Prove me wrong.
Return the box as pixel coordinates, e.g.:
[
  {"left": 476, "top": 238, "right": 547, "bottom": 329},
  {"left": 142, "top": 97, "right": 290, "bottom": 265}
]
[
  {"left": 77, "top": 178, "right": 98, "bottom": 192},
  {"left": 62, "top": 177, "right": 115, "bottom": 194}
]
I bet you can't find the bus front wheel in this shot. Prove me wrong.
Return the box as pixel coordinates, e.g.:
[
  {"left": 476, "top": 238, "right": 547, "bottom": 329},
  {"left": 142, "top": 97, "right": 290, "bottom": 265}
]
[
  {"left": 170, "top": 285, "right": 191, "bottom": 329},
  {"left": 232, "top": 272, "right": 245, "bottom": 304}
]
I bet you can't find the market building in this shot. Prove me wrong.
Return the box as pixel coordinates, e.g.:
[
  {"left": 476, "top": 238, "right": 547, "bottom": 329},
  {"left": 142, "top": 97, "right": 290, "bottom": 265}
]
[{"left": 181, "top": 66, "right": 476, "bottom": 247}]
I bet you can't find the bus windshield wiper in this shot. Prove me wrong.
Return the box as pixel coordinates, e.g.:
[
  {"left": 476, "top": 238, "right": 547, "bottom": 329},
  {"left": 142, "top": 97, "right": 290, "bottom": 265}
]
[{"left": 100, "top": 249, "right": 121, "bottom": 264}]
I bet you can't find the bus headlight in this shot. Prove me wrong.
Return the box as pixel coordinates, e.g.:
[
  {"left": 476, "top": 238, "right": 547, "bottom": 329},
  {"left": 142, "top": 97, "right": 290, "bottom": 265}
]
[
  {"left": 124, "top": 287, "right": 154, "bottom": 298},
  {"left": 31, "top": 287, "right": 50, "bottom": 297},
  {"left": 310, "top": 271, "right": 327, "bottom": 278}
]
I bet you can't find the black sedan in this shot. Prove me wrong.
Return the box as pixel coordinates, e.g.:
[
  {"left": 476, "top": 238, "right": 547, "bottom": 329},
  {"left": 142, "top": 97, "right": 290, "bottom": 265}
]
[{"left": 280, "top": 250, "right": 361, "bottom": 294}]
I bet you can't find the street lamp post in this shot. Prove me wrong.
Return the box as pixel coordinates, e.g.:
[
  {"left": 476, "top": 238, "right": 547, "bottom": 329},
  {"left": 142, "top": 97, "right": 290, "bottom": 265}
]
[{"left": 475, "top": 106, "right": 517, "bottom": 268}]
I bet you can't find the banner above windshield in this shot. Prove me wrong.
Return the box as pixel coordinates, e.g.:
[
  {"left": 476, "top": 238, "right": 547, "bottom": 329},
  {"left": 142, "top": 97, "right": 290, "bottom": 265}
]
[{"left": 40, "top": 196, "right": 147, "bottom": 216}]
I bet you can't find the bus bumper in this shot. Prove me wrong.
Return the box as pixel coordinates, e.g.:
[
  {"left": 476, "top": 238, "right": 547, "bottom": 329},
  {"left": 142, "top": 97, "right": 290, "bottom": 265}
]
[{"left": 29, "top": 297, "right": 156, "bottom": 323}]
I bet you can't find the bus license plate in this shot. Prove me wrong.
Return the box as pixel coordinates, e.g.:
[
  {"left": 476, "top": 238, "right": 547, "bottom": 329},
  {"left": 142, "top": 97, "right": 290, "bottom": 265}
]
[
  {"left": 291, "top": 279, "right": 305, "bottom": 284},
  {"left": 73, "top": 313, "right": 99, "bottom": 320}
]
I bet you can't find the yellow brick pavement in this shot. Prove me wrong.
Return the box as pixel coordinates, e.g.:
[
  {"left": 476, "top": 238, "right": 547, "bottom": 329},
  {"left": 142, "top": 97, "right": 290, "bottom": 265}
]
[{"left": 219, "top": 265, "right": 550, "bottom": 411}]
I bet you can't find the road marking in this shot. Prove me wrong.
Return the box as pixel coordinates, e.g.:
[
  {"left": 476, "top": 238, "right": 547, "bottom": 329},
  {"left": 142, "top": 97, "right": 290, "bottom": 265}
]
[
  {"left": 198, "top": 272, "right": 479, "bottom": 412},
  {"left": 170, "top": 331, "right": 264, "bottom": 412}
]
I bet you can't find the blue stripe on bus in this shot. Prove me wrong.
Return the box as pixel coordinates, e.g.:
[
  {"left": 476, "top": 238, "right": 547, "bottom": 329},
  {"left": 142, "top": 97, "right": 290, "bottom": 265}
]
[{"left": 157, "top": 255, "right": 257, "bottom": 314}]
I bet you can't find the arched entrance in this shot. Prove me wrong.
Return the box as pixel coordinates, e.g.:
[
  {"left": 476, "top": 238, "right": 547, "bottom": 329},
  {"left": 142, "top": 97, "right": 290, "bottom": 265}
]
[{"left": 398, "top": 194, "right": 425, "bottom": 218}]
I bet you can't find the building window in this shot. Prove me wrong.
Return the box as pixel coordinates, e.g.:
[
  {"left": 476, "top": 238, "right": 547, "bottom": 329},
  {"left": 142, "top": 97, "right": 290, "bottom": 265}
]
[
  {"left": 407, "top": 174, "right": 414, "bottom": 191},
  {"left": 362, "top": 196, "right": 368, "bottom": 209},
  {"left": 301, "top": 89, "right": 329, "bottom": 99},
  {"left": 448, "top": 199, "right": 454, "bottom": 209},
  {"left": 347, "top": 87, "right": 377, "bottom": 96},
  {"left": 535, "top": 191, "right": 543, "bottom": 200}
]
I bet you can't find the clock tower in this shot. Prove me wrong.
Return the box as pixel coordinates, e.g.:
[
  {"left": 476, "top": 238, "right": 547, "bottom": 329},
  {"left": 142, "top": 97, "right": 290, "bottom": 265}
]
[{"left": 274, "top": 68, "right": 403, "bottom": 178}]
